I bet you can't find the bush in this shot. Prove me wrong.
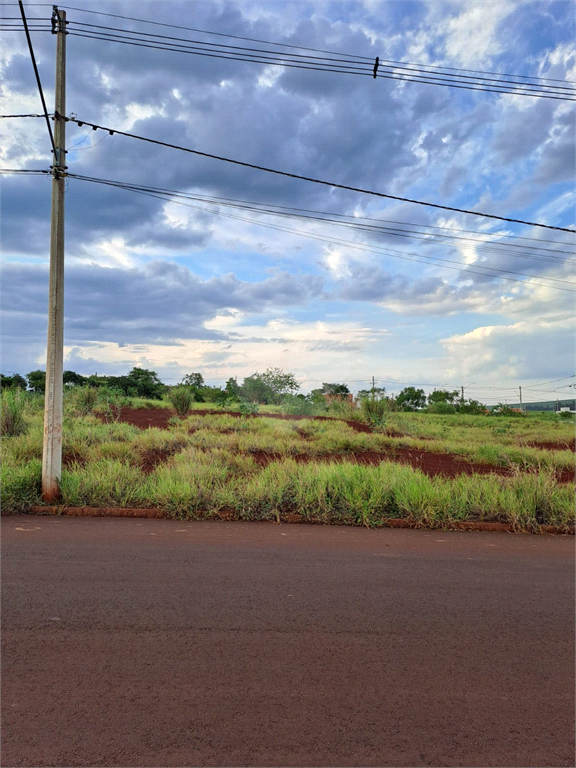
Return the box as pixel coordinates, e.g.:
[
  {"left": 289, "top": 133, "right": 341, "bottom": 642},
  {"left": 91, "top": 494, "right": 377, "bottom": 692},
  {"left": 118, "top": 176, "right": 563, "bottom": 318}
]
[
  {"left": 93, "top": 387, "right": 125, "bottom": 423},
  {"left": 359, "top": 396, "right": 390, "bottom": 426},
  {"left": 281, "top": 394, "right": 314, "bottom": 416},
  {"left": 426, "top": 402, "right": 457, "bottom": 415},
  {"left": 67, "top": 385, "right": 99, "bottom": 416},
  {"left": 238, "top": 400, "right": 259, "bottom": 417},
  {"left": 168, "top": 386, "right": 195, "bottom": 418},
  {"left": 1, "top": 389, "right": 28, "bottom": 437}
]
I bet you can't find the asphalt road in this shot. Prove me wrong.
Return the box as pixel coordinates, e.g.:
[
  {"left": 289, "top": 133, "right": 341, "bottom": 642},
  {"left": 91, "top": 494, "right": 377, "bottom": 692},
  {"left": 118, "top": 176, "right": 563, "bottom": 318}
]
[{"left": 1, "top": 516, "right": 574, "bottom": 768}]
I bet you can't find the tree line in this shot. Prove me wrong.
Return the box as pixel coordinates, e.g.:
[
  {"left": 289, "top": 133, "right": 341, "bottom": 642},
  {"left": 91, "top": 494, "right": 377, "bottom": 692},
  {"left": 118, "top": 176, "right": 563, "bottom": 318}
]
[{"left": 1, "top": 367, "right": 487, "bottom": 414}]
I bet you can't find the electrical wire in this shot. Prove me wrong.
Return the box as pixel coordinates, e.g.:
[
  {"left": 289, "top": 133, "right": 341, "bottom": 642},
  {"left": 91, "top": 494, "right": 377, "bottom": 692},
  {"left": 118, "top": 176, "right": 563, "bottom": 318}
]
[
  {"left": 64, "top": 171, "right": 576, "bottom": 292},
  {"left": 50, "top": 5, "right": 576, "bottom": 88},
  {"left": 67, "top": 20, "right": 576, "bottom": 96},
  {"left": 16, "top": 0, "right": 56, "bottom": 158},
  {"left": 0, "top": 113, "right": 50, "bottom": 117},
  {"left": 62, "top": 116, "right": 576, "bottom": 233},
  {"left": 7, "top": 10, "right": 572, "bottom": 99},
  {"left": 62, "top": 24, "right": 575, "bottom": 101},
  {"left": 58, "top": 172, "right": 575, "bottom": 266}
]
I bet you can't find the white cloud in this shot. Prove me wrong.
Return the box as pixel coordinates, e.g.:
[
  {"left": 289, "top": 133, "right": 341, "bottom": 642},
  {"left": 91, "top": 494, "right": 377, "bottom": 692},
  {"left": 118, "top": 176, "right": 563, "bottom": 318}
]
[{"left": 441, "top": 1, "right": 513, "bottom": 66}]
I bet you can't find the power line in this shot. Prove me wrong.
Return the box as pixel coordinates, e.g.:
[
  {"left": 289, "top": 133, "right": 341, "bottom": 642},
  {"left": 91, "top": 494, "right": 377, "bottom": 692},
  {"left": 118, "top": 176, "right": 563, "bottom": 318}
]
[
  {"left": 61, "top": 171, "right": 575, "bottom": 292},
  {"left": 63, "top": 116, "right": 575, "bottom": 234},
  {"left": 4, "top": 165, "right": 573, "bottom": 287},
  {"left": 523, "top": 374, "right": 575, "bottom": 389},
  {"left": 16, "top": 0, "right": 56, "bottom": 159},
  {"left": 45, "top": 5, "right": 576, "bottom": 91},
  {"left": 61, "top": 23, "right": 575, "bottom": 101},
  {"left": 7, "top": 10, "right": 572, "bottom": 100},
  {"left": 62, "top": 172, "right": 576, "bottom": 268}
]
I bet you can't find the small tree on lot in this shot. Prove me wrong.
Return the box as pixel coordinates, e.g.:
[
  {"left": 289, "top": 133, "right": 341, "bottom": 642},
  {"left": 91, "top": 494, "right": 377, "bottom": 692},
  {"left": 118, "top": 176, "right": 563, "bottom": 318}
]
[
  {"left": 395, "top": 387, "right": 426, "bottom": 411},
  {"left": 311, "top": 383, "right": 350, "bottom": 399},
  {"left": 259, "top": 367, "right": 300, "bottom": 403},
  {"left": 224, "top": 377, "right": 242, "bottom": 401},
  {"left": 241, "top": 368, "right": 299, "bottom": 404},
  {"left": 26, "top": 370, "right": 46, "bottom": 393},
  {"left": 428, "top": 389, "right": 459, "bottom": 405},
  {"left": 181, "top": 373, "right": 204, "bottom": 388}
]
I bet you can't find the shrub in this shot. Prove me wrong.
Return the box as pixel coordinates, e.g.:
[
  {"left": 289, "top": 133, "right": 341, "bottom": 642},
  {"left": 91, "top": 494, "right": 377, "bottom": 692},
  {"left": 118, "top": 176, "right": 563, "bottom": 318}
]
[
  {"left": 238, "top": 400, "right": 259, "bottom": 417},
  {"left": 426, "top": 402, "right": 457, "bottom": 415},
  {"left": 93, "top": 387, "right": 125, "bottom": 423},
  {"left": 359, "top": 396, "right": 392, "bottom": 426},
  {"left": 168, "top": 386, "right": 195, "bottom": 418},
  {"left": 1, "top": 388, "right": 28, "bottom": 437},
  {"left": 281, "top": 393, "right": 314, "bottom": 416},
  {"left": 67, "top": 385, "right": 99, "bottom": 416}
]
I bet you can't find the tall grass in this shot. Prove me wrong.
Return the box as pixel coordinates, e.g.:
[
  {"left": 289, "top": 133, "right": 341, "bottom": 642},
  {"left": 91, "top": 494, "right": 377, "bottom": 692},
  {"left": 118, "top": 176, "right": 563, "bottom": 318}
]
[
  {"left": 168, "top": 386, "right": 194, "bottom": 418},
  {"left": 2, "top": 402, "right": 573, "bottom": 531},
  {"left": 1, "top": 388, "right": 28, "bottom": 437}
]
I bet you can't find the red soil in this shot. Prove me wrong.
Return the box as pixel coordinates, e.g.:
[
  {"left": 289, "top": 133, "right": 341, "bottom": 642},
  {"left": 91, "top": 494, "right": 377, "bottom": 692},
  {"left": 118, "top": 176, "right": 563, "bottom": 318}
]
[
  {"left": 92, "top": 407, "right": 574, "bottom": 483},
  {"left": 529, "top": 440, "right": 576, "bottom": 452}
]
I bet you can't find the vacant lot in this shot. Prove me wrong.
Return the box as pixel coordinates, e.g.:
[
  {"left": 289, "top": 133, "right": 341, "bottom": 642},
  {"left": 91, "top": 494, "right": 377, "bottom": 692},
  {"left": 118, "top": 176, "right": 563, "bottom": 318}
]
[{"left": 2, "top": 397, "right": 574, "bottom": 532}]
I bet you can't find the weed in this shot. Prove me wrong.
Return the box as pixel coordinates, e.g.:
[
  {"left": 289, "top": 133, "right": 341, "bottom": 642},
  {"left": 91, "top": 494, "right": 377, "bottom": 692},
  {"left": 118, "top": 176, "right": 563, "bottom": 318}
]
[
  {"left": 1, "top": 388, "right": 28, "bottom": 437},
  {"left": 168, "top": 386, "right": 195, "bottom": 418},
  {"left": 238, "top": 400, "right": 259, "bottom": 417}
]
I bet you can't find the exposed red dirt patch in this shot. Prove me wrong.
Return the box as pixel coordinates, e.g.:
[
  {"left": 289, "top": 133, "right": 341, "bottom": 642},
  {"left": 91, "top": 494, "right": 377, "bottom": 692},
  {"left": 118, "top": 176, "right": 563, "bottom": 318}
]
[
  {"left": 105, "top": 408, "right": 575, "bottom": 483},
  {"left": 137, "top": 448, "right": 178, "bottom": 475},
  {"left": 62, "top": 451, "right": 87, "bottom": 468},
  {"left": 529, "top": 440, "right": 575, "bottom": 453},
  {"left": 113, "top": 407, "right": 175, "bottom": 430}
]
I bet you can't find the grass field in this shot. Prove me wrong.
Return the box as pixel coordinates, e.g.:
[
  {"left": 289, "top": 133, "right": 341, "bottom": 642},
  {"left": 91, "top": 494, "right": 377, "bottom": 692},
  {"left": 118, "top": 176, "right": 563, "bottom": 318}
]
[{"left": 1, "top": 390, "right": 574, "bottom": 531}]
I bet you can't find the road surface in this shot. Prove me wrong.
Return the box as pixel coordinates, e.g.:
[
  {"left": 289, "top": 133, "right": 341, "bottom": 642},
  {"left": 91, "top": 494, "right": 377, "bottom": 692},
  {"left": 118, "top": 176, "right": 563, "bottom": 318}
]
[{"left": 2, "top": 516, "right": 574, "bottom": 767}]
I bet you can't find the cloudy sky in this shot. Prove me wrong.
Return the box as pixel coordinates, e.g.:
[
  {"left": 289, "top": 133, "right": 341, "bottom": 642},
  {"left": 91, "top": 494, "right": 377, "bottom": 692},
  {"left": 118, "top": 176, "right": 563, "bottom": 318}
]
[{"left": 1, "top": 0, "right": 575, "bottom": 404}]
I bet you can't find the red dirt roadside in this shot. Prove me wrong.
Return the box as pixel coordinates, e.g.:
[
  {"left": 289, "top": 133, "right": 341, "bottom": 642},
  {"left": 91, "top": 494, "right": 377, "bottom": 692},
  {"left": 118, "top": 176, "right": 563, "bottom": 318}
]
[{"left": 2, "top": 516, "right": 574, "bottom": 767}]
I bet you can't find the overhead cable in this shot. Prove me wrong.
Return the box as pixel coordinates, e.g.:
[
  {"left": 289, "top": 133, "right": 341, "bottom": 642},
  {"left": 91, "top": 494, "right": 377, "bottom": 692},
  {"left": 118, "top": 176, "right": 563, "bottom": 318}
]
[
  {"left": 15, "top": 0, "right": 56, "bottom": 158},
  {"left": 64, "top": 171, "right": 576, "bottom": 292},
  {"left": 63, "top": 116, "right": 576, "bottom": 233},
  {"left": 52, "top": 5, "right": 576, "bottom": 89},
  {"left": 62, "top": 23, "right": 575, "bottom": 101}
]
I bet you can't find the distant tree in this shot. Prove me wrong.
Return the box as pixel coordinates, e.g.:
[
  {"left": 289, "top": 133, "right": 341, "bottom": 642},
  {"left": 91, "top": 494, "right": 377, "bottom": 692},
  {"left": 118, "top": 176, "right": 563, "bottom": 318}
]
[
  {"left": 259, "top": 367, "right": 300, "bottom": 403},
  {"left": 26, "top": 370, "right": 46, "bottom": 393},
  {"left": 322, "top": 383, "right": 350, "bottom": 396},
  {"left": 395, "top": 386, "right": 426, "bottom": 411},
  {"left": 181, "top": 373, "right": 204, "bottom": 388},
  {"left": 108, "top": 367, "right": 166, "bottom": 399},
  {"left": 224, "top": 377, "right": 242, "bottom": 401},
  {"left": 63, "top": 370, "right": 88, "bottom": 387},
  {"left": 241, "top": 368, "right": 299, "bottom": 404},
  {"left": 458, "top": 398, "right": 487, "bottom": 415},
  {"left": 426, "top": 402, "right": 457, "bottom": 414},
  {"left": 241, "top": 374, "right": 274, "bottom": 404},
  {"left": 1, "top": 374, "right": 27, "bottom": 389},
  {"left": 356, "top": 386, "right": 387, "bottom": 401},
  {"left": 428, "top": 389, "right": 459, "bottom": 405}
]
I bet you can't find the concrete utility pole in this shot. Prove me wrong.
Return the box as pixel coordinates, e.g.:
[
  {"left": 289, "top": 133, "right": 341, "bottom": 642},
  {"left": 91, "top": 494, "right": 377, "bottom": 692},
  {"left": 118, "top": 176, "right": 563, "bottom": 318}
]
[
  {"left": 519, "top": 386, "right": 523, "bottom": 413},
  {"left": 42, "top": 9, "right": 66, "bottom": 501}
]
